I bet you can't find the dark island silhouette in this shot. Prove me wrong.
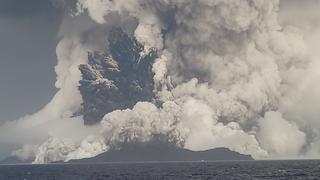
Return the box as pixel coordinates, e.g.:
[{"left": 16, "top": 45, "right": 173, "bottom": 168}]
[
  {"left": 69, "top": 141, "right": 253, "bottom": 163},
  {"left": 0, "top": 140, "right": 253, "bottom": 164}
]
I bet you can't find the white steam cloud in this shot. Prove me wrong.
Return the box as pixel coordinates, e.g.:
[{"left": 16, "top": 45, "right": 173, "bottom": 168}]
[{"left": 1, "top": 0, "right": 320, "bottom": 163}]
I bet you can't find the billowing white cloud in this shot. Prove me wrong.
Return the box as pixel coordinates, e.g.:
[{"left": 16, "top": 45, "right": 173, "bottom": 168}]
[
  {"left": 2, "top": 0, "right": 320, "bottom": 163},
  {"left": 257, "top": 111, "right": 306, "bottom": 158}
]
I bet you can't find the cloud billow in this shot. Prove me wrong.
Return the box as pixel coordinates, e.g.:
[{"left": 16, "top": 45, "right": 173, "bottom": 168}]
[{"left": 2, "top": 0, "right": 320, "bottom": 163}]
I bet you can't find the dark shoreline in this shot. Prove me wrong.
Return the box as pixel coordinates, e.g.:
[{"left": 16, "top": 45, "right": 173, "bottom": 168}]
[{"left": 4, "top": 159, "right": 320, "bottom": 166}]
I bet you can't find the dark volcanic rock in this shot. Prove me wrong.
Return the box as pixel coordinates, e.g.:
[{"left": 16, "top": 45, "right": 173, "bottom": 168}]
[
  {"left": 69, "top": 141, "right": 254, "bottom": 163},
  {"left": 78, "top": 28, "right": 158, "bottom": 124}
]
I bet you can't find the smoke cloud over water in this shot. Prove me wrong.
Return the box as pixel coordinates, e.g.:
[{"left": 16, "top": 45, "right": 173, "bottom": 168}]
[{"left": 1, "top": 0, "right": 320, "bottom": 163}]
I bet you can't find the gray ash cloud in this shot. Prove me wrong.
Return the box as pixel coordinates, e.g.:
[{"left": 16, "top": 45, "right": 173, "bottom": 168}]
[
  {"left": 4, "top": 0, "right": 320, "bottom": 164},
  {"left": 78, "top": 28, "right": 158, "bottom": 124}
]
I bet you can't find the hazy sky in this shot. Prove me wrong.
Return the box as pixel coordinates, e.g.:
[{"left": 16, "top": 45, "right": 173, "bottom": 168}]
[{"left": 0, "top": 0, "right": 62, "bottom": 122}]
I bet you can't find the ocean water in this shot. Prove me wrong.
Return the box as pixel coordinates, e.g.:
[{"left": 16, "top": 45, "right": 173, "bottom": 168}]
[{"left": 0, "top": 160, "right": 319, "bottom": 180}]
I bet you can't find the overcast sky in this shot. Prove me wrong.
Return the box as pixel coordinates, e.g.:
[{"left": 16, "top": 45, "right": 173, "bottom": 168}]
[{"left": 0, "top": 0, "right": 63, "bottom": 122}]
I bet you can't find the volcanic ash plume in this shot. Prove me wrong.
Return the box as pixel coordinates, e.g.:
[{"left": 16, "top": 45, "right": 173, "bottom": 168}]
[{"left": 3, "top": 0, "right": 320, "bottom": 163}]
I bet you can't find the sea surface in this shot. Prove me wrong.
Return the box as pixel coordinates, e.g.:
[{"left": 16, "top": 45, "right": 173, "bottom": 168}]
[{"left": 0, "top": 160, "right": 319, "bottom": 180}]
